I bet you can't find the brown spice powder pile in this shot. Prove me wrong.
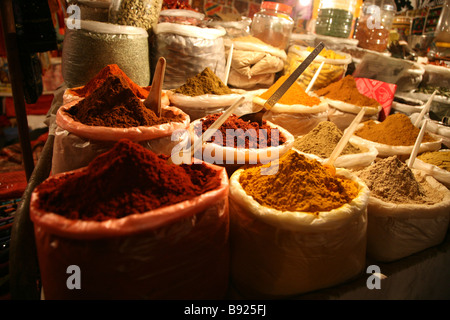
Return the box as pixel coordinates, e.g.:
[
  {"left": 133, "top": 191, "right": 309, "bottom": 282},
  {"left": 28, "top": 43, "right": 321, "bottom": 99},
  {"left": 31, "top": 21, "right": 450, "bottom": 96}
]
[
  {"left": 294, "top": 121, "right": 362, "bottom": 158},
  {"left": 174, "top": 67, "right": 233, "bottom": 97},
  {"left": 354, "top": 156, "right": 443, "bottom": 205},
  {"left": 314, "top": 75, "right": 380, "bottom": 108},
  {"left": 67, "top": 75, "right": 184, "bottom": 128},
  {"left": 354, "top": 113, "right": 436, "bottom": 146}
]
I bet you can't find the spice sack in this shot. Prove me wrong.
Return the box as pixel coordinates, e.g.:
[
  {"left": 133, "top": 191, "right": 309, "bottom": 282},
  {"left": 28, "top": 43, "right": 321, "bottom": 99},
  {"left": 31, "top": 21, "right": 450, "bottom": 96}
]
[
  {"left": 62, "top": 20, "right": 150, "bottom": 89},
  {"left": 355, "top": 158, "right": 450, "bottom": 262},
  {"left": 228, "top": 151, "right": 370, "bottom": 298},
  {"left": 226, "top": 36, "right": 287, "bottom": 90},
  {"left": 52, "top": 98, "right": 190, "bottom": 174},
  {"left": 31, "top": 140, "right": 230, "bottom": 299},
  {"left": 152, "top": 22, "right": 227, "bottom": 90}
]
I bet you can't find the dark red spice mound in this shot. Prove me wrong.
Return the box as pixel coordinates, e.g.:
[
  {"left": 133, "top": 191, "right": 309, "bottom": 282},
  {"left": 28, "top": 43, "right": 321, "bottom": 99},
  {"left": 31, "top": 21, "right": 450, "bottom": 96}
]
[
  {"left": 35, "top": 139, "right": 222, "bottom": 221},
  {"left": 71, "top": 64, "right": 150, "bottom": 99},
  {"left": 194, "top": 113, "right": 287, "bottom": 148},
  {"left": 66, "top": 74, "right": 184, "bottom": 128}
]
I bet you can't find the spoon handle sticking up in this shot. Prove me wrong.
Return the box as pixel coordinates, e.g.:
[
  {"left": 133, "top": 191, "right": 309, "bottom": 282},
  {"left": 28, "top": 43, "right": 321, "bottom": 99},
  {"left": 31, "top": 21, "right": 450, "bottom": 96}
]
[
  {"left": 324, "top": 107, "right": 367, "bottom": 175},
  {"left": 167, "top": 96, "right": 246, "bottom": 165},
  {"left": 408, "top": 120, "right": 428, "bottom": 169},
  {"left": 264, "top": 42, "right": 325, "bottom": 110},
  {"left": 144, "top": 57, "right": 166, "bottom": 117},
  {"left": 305, "top": 61, "right": 325, "bottom": 93}
]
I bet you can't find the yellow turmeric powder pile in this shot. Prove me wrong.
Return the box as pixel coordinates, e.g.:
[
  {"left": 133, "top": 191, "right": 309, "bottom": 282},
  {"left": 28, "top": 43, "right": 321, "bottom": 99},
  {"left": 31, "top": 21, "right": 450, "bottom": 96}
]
[
  {"left": 239, "top": 150, "right": 360, "bottom": 213},
  {"left": 259, "top": 75, "right": 321, "bottom": 106}
]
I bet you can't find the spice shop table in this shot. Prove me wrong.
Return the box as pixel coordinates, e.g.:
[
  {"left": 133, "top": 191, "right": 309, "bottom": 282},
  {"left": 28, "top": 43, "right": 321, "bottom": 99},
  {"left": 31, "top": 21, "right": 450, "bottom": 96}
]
[{"left": 8, "top": 86, "right": 450, "bottom": 300}]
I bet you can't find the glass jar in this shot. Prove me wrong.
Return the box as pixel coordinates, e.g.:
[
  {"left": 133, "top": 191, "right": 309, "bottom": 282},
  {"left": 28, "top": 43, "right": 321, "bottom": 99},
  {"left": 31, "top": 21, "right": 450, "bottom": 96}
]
[
  {"left": 434, "top": 0, "right": 450, "bottom": 59},
  {"left": 250, "top": 1, "right": 294, "bottom": 50},
  {"left": 353, "top": 0, "right": 397, "bottom": 52},
  {"left": 315, "top": 0, "right": 357, "bottom": 38}
]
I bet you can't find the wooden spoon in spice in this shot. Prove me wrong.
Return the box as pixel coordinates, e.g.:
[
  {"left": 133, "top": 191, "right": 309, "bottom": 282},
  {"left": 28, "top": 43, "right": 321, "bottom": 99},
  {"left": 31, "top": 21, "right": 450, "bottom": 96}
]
[
  {"left": 144, "top": 57, "right": 166, "bottom": 117},
  {"left": 167, "top": 96, "right": 246, "bottom": 165},
  {"left": 323, "top": 107, "right": 367, "bottom": 175}
]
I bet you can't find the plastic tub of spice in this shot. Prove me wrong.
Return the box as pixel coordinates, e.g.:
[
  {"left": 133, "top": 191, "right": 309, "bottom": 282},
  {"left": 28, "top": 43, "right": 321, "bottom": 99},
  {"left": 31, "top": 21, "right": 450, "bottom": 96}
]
[
  {"left": 187, "top": 113, "right": 294, "bottom": 175},
  {"left": 166, "top": 67, "right": 244, "bottom": 121},
  {"left": 284, "top": 45, "right": 352, "bottom": 92},
  {"left": 293, "top": 121, "right": 378, "bottom": 169},
  {"left": 31, "top": 139, "right": 230, "bottom": 299},
  {"left": 350, "top": 113, "right": 442, "bottom": 158},
  {"left": 52, "top": 72, "right": 190, "bottom": 174},
  {"left": 228, "top": 150, "right": 370, "bottom": 298},
  {"left": 254, "top": 74, "right": 329, "bottom": 137},
  {"left": 406, "top": 150, "right": 450, "bottom": 188},
  {"left": 354, "top": 156, "right": 450, "bottom": 262},
  {"left": 62, "top": 20, "right": 150, "bottom": 89},
  {"left": 313, "top": 75, "right": 382, "bottom": 131}
]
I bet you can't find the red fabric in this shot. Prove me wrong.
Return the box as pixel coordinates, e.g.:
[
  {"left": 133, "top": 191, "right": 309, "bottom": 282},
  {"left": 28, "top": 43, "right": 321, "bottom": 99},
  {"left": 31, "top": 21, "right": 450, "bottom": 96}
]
[
  {"left": 0, "top": 170, "right": 27, "bottom": 200},
  {"left": 354, "top": 77, "right": 397, "bottom": 122},
  {"left": 5, "top": 94, "right": 53, "bottom": 117}
]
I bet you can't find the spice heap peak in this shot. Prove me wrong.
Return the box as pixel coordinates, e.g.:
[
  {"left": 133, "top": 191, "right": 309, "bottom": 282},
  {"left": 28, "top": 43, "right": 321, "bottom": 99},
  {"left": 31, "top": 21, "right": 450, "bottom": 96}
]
[
  {"left": 354, "top": 113, "right": 436, "bottom": 146},
  {"left": 355, "top": 156, "right": 443, "bottom": 205},
  {"left": 294, "top": 121, "right": 362, "bottom": 158},
  {"left": 259, "top": 74, "right": 321, "bottom": 106},
  {"left": 174, "top": 67, "right": 233, "bottom": 97},
  {"left": 71, "top": 64, "right": 150, "bottom": 99},
  {"left": 315, "top": 75, "right": 380, "bottom": 108},
  {"left": 35, "top": 139, "right": 222, "bottom": 221},
  {"left": 239, "top": 150, "right": 359, "bottom": 213},
  {"left": 66, "top": 73, "right": 183, "bottom": 128}
]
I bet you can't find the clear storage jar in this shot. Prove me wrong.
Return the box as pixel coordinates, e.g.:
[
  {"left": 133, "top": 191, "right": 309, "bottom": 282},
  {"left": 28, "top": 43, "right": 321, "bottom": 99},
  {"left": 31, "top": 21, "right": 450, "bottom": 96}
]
[
  {"left": 315, "top": 0, "right": 357, "bottom": 39},
  {"left": 250, "top": 1, "right": 294, "bottom": 50},
  {"left": 353, "top": 0, "right": 396, "bottom": 52}
]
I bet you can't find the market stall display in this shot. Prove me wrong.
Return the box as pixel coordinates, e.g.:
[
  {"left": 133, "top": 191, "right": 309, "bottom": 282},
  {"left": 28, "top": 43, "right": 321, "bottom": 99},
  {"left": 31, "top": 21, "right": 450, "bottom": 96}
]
[
  {"left": 31, "top": 139, "right": 230, "bottom": 299},
  {"left": 6, "top": 0, "right": 450, "bottom": 301}
]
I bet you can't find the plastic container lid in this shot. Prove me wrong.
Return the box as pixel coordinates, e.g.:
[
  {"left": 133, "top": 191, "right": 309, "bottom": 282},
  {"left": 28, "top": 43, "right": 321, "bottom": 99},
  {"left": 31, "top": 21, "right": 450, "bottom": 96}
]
[{"left": 261, "top": 1, "right": 293, "bottom": 15}]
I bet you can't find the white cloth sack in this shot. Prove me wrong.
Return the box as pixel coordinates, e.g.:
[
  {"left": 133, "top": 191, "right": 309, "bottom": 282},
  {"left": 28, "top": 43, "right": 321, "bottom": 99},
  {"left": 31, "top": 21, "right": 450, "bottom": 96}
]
[
  {"left": 228, "top": 167, "right": 370, "bottom": 298},
  {"left": 365, "top": 171, "right": 450, "bottom": 262}
]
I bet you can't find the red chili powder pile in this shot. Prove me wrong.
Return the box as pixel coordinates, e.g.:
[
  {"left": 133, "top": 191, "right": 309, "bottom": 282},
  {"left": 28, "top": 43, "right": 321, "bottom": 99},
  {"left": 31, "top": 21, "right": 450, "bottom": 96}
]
[
  {"left": 66, "top": 74, "right": 184, "bottom": 128},
  {"left": 195, "top": 113, "right": 287, "bottom": 148},
  {"left": 35, "top": 139, "right": 222, "bottom": 221},
  {"left": 70, "top": 64, "right": 150, "bottom": 99}
]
